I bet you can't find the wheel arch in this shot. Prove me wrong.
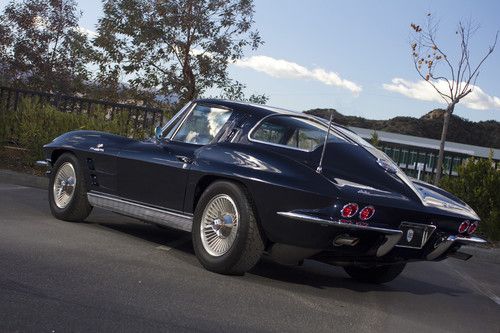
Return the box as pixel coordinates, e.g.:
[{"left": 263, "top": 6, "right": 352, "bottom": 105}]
[
  {"left": 50, "top": 148, "right": 75, "bottom": 164},
  {"left": 190, "top": 174, "right": 269, "bottom": 245},
  {"left": 192, "top": 175, "right": 251, "bottom": 212}
]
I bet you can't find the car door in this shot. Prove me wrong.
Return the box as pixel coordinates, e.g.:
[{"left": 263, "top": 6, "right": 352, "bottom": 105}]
[
  {"left": 116, "top": 102, "right": 234, "bottom": 213},
  {"left": 116, "top": 140, "right": 192, "bottom": 212}
]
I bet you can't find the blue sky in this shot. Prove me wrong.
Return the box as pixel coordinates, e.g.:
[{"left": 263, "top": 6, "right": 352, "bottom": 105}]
[{"left": 2, "top": 0, "right": 500, "bottom": 121}]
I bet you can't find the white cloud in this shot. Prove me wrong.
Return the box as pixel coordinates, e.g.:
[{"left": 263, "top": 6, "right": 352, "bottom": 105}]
[
  {"left": 234, "top": 55, "right": 362, "bottom": 94},
  {"left": 76, "top": 26, "right": 97, "bottom": 38},
  {"left": 383, "top": 78, "right": 500, "bottom": 110},
  {"left": 33, "top": 15, "right": 97, "bottom": 38}
]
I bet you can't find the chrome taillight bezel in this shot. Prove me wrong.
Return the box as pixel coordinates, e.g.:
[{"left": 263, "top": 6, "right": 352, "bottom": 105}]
[
  {"left": 359, "top": 206, "right": 375, "bottom": 221},
  {"left": 341, "top": 203, "right": 359, "bottom": 218},
  {"left": 458, "top": 220, "right": 470, "bottom": 234},
  {"left": 467, "top": 221, "right": 478, "bottom": 234}
]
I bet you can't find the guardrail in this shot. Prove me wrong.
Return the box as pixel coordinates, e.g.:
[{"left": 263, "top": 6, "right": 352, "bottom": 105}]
[{"left": 0, "top": 85, "right": 170, "bottom": 137}]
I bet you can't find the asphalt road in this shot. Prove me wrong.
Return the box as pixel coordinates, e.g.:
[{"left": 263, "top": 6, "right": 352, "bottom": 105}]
[{"left": 1, "top": 181, "right": 499, "bottom": 333}]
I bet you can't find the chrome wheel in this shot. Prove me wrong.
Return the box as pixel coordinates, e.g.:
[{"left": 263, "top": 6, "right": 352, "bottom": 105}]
[
  {"left": 200, "top": 194, "right": 239, "bottom": 257},
  {"left": 53, "top": 162, "right": 76, "bottom": 209}
]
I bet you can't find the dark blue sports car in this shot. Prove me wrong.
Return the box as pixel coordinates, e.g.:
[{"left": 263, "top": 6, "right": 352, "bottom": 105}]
[{"left": 39, "top": 100, "right": 486, "bottom": 283}]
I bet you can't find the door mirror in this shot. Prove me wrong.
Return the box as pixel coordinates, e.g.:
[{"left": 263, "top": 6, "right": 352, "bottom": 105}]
[{"left": 155, "top": 125, "right": 163, "bottom": 142}]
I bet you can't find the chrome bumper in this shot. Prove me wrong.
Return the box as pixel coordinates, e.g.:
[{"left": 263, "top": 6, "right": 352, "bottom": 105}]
[
  {"left": 36, "top": 160, "right": 50, "bottom": 167},
  {"left": 277, "top": 211, "right": 403, "bottom": 257},
  {"left": 36, "top": 159, "right": 52, "bottom": 175},
  {"left": 426, "top": 235, "right": 487, "bottom": 260}
]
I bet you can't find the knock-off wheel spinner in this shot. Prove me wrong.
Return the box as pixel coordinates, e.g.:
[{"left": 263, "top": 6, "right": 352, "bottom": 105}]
[{"left": 200, "top": 194, "right": 239, "bottom": 257}]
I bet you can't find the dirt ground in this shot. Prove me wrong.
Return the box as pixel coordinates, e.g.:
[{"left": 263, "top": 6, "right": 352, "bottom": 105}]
[{"left": 0, "top": 146, "right": 45, "bottom": 176}]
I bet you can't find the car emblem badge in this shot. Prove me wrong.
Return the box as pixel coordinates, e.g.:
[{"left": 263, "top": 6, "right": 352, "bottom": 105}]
[
  {"left": 90, "top": 143, "right": 104, "bottom": 152},
  {"left": 406, "top": 229, "right": 414, "bottom": 242}
]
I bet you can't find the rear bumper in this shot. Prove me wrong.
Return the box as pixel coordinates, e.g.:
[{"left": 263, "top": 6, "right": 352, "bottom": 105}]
[
  {"left": 277, "top": 211, "right": 403, "bottom": 257},
  {"left": 276, "top": 210, "right": 487, "bottom": 263},
  {"left": 426, "top": 235, "right": 487, "bottom": 260}
]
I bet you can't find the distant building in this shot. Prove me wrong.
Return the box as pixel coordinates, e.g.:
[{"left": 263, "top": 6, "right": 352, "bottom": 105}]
[{"left": 349, "top": 126, "right": 500, "bottom": 179}]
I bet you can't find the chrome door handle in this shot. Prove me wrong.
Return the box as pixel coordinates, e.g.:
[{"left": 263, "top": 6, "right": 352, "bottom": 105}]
[{"left": 176, "top": 155, "right": 193, "bottom": 164}]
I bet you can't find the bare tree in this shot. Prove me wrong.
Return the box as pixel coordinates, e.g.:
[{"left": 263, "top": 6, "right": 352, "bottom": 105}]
[{"left": 410, "top": 14, "right": 498, "bottom": 184}]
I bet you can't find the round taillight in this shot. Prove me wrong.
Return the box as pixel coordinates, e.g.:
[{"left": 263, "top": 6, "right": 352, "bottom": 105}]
[
  {"left": 341, "top": 203, "right": 359, "bottom": 218},
  {"left": 458, "top": 220, "right": 470, "bottom": 233},
  {"left": 468, "top": 221, "right": 478, "bottom": 234},
  {"left": 359, "top": 206, "right": 375, "bottom": 221}
]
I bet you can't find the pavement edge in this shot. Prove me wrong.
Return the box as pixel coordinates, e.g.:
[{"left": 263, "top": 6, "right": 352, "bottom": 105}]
[{"left": 0, "top": 169, "right": 48, "bottom": 189}]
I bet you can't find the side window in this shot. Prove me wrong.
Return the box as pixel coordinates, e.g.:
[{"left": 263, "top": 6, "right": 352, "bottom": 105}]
[
  {"left": 173, "top": 104, "right": 232, "bottom": 145},
  {"left": 251, "top": 121, "right": 286, "bottom": 144},
  {"left": 250, "top": 115, "right": 346, "bottom": 151},
  {"left": 286, "top": 127, "right": 325, "bottom": 151}
]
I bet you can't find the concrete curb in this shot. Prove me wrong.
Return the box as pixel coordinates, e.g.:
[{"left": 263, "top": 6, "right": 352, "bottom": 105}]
[{"left": 0, "top": 169, "right": 48, "bottom": 189}]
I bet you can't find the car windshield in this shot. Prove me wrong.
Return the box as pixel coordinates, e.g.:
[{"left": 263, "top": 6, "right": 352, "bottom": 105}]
[{"left": 173, "top": 104, "right": 232, "bottom": 145}]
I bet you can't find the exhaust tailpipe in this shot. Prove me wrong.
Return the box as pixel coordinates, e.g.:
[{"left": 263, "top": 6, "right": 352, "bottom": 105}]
[{"left": 334, "top": 235, "right": 359, "bottom": 247}]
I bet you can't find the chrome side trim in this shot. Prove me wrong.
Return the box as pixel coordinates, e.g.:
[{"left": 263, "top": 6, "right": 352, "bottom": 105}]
[
  {"left": 88, "top": 192, "right": 192, "bottom": 232},
  {"left": 427, "top": 235, "right": 487, "bottom": 260},
  {"left": 277, "top": 211, "right": 402, "bottom": 235}
]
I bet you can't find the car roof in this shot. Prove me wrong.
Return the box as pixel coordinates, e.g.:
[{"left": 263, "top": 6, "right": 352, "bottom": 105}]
[
  {"left": 194, "top": 98, "right": 359, "bottom": 135},
  {"left": 194, "top": 98, "right": 361, "bottom": 145},
  {"left": 194, "top": 99, "right": 302, "bottom": 118}
]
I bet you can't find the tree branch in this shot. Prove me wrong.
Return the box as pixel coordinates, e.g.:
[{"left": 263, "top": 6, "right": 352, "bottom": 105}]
[{"left": 413, "top": 59, "right": 451, "bottom": 103}]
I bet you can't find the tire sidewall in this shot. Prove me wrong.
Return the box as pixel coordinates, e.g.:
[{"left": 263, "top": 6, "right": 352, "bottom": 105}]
[
  {"left": 49, "top": 153, "right": 86, "bottom": 219},
  {"left": 192, "top": 181, "right": 253, "bottom": 270}
]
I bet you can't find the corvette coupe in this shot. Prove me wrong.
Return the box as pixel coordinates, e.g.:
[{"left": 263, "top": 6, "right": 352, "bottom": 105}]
[{"left": 39, "top": 100, "right": 486, "bottom": 283}]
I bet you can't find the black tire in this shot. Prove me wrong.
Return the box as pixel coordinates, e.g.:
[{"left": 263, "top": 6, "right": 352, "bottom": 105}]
[
  {"left": 49, "top": 153, "right": 92, "bottom": 222},
  {"left": 344, "top": 263, "right": 406, "bottom": 284},
  {"left": 192, "top": 181, "right": 265, "bottom": 275}
]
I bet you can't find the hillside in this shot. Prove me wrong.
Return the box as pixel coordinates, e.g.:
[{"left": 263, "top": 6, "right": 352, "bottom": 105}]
[{"left": 305, "top": 108, "right": 500, "bottom": 149}]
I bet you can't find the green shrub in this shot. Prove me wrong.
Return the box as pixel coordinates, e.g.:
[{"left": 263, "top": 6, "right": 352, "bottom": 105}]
[
  {"left": 370, "top": 130, "right": 381, "bottom": 148},
  {"left": 0, "top": 108, "right": 18, "bottom": 143},
  {"left": 2, "top": 97, "right": 145, "bottom": 163},
  {"left": 440, "top": 154, "right": 500, "bottom": 241}
]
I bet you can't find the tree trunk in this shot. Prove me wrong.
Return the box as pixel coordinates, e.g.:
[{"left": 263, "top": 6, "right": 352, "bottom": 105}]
[{"left": 434, "top": 105, "right": 454, "bottom": 185}]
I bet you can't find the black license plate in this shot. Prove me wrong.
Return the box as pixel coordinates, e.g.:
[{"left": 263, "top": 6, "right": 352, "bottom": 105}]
[{"left": 397, "top": 222, "right": 435, "bottom": 249}]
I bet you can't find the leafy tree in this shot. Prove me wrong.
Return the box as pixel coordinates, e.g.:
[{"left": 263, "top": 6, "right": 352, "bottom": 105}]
[
  {"left": 0, "top": 0, "right": 92, "bottom": 94},
  {"left": 94, "top": 0, "right": 262, "bottom": 104},
  {"left": 440, "top": 153, "right": 500, "bottom": 241},
  {"left": 216, "top": 80, "right": 268, "bottom": 104},
  {"left": 410, "top": 13, "right": 498, "bottom": 184}
]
